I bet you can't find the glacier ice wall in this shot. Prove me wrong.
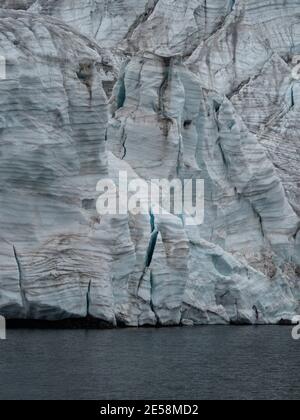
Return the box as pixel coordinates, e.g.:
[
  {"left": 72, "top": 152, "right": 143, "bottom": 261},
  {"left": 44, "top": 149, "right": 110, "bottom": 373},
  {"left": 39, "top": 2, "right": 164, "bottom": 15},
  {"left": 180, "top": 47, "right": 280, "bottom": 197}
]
[{"left": 0, "top": 1, "right": 300, "bottom": 325}]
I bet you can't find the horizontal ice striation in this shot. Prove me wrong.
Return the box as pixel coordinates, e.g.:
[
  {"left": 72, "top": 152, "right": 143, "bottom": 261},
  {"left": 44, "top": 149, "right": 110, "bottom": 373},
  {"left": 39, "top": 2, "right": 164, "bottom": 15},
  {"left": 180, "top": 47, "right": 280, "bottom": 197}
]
[
  {"left": 186, "top": 0, "right": 300, "bottom": 93},
  {"left": 27, "top": 0, "right": 239, "bottom": 55},
  {"left": 124, "top": 0, "right": 236, "bottom": 56},
  {"left": 0, "top": 0, "right": 35, "bottom": 9},
  {"left": 0, "top": 10, "right": 113, "bottom": 320},
  {"left": 0, "top": 2, "right": 300, "bottom": 325},
  {"left": 29, "top": 0, "right": 153, "bottom": 49}
]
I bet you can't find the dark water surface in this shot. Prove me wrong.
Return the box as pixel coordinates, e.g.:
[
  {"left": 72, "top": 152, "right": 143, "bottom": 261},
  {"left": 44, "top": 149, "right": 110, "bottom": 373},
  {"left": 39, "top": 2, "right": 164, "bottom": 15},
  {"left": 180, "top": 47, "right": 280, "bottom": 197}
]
[{"left": 0, "top": 327, "right": 299, "bottom": 400}]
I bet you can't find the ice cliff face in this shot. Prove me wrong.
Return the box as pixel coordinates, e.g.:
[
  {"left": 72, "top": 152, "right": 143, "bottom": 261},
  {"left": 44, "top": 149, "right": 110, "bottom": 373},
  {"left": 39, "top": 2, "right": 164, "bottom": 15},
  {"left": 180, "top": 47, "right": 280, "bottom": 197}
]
[{"left": 0, "top": 1, "right": 300, "bottom": 326}]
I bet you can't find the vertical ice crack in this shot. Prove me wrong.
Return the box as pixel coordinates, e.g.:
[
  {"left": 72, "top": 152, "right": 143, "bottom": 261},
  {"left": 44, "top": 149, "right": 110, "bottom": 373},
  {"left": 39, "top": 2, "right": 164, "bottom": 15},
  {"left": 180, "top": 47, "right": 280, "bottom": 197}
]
[
  {"left": 291, "top": 83, "right": 295, "bottom": 109},
  {"left": 138, "top": 209, "right": 159, "bottom": 291},
  {"left": 124, "top": 0, "right": 160, "bottom": 41},
  {"left": 13, "top": 245, "right": 29, "bottom": 316},
  {"left": 230, "top": 0, "right": 236, "bottom": 12},
  {"left": 149, "top": 270, "right": 159, "bottom": 324},
  {"left": 116, "top": 73, "right": 126, "bottom": 110},
  {"left": 251, "top": 205, "right": 267, "bottom": 240},
  {"left": 94, "top": 0, "right": 109, "bottom": 39},
  {"left": 158, "top": 57, "right": 173, "bottom": 138},
  {"left": 253, "top": 305, "right": 259, "bottom": 322},
  {"left": 134, "top": 210, "right": 160, "bottom": 324},
  {"left": 86, "top": 280, "right": 92, "bottom": 316},
  {"left": 217, "top": 137, "right": 228, "bottom": 168},
  {"left": 158, "top": 57, "right": 171, "bottom": 119},
  {"left": 121, "top": 129, "right": 127, "bottom": 160}
]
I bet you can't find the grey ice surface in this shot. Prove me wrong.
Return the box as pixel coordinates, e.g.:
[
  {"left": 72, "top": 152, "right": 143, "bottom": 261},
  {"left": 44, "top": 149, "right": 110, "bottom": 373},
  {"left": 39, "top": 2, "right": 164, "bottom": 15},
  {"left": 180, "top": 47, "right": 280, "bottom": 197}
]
[{"left": 0, "top": 1, "right": 300, "bottom": 325}]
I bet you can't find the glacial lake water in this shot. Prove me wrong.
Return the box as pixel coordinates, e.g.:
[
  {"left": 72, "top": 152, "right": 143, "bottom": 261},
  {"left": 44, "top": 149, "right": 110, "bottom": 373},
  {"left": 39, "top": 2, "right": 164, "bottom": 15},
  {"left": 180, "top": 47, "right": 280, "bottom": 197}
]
[{"left": 0, "top": 326, "right": 299, "bottom": 400}]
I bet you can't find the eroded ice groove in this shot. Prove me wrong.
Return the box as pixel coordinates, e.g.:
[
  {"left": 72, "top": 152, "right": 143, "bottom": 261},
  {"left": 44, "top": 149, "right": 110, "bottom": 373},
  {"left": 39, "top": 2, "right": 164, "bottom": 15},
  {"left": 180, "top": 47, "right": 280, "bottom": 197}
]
[
  {"left": 0, "top": 9, "right": 112, "bottom": 320},
  {"left": 0, "top": 2, "right": 300, "bottom": 325},
  {"left": 29, "top": 0, "right": 153, "bottom": 50},
  {"left": 0, "top": 0, "right": 35, "bottom": 9},
  {"left": 25, "top": 0, "right": 238, "bottom": 54},
  {"left": 186, "top": 1, "right": 300, "bottom": 94}
]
